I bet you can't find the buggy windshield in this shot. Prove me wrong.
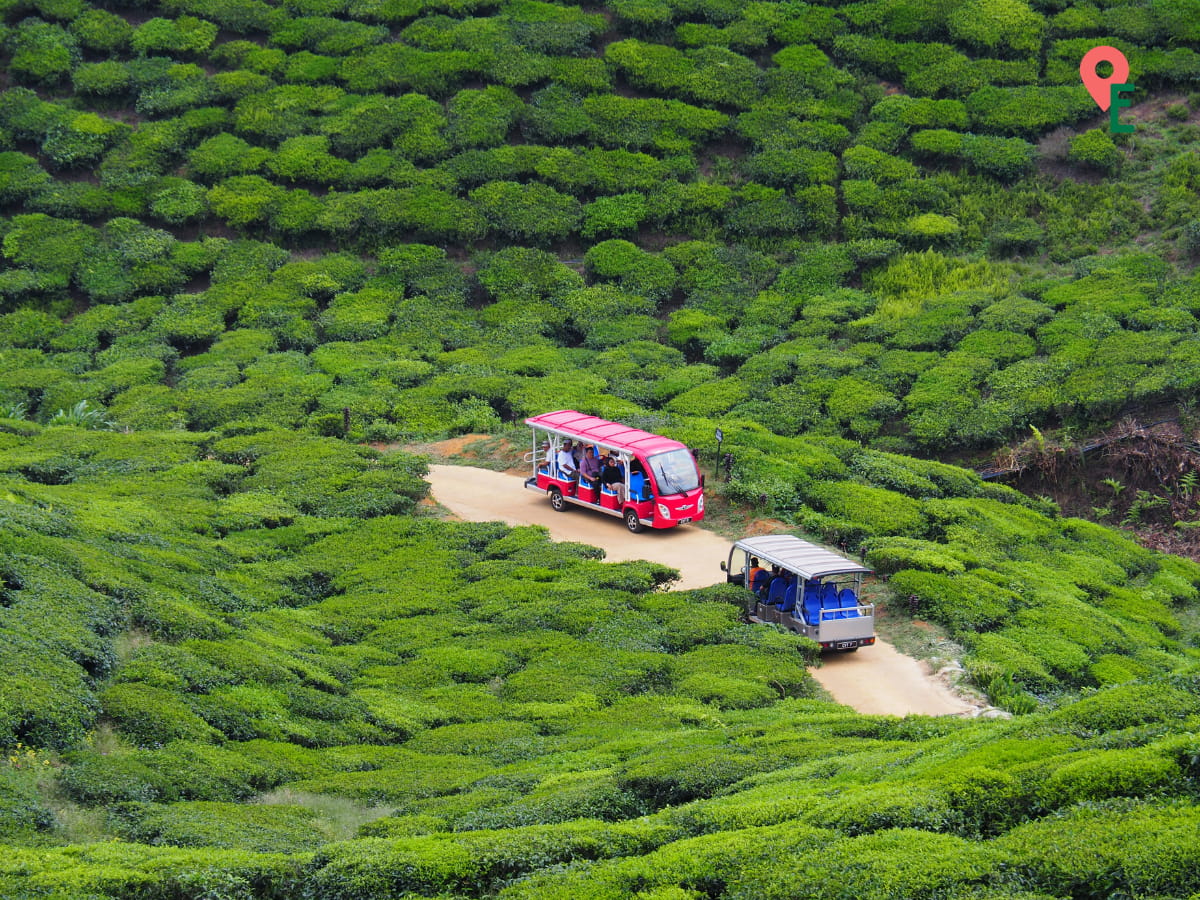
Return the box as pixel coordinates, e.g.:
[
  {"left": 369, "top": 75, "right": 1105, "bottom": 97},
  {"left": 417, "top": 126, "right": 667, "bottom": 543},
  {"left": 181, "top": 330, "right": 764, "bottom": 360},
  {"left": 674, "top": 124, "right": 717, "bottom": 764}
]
[{"left": 647, "top": 449, "right": 699, "bottom": 496}]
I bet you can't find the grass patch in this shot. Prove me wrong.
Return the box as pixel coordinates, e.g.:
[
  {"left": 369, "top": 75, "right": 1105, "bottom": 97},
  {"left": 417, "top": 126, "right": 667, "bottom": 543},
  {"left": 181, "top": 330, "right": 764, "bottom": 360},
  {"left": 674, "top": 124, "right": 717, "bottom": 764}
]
[{"left": 253, "top": 788, "right": 401, "bottom": 841}]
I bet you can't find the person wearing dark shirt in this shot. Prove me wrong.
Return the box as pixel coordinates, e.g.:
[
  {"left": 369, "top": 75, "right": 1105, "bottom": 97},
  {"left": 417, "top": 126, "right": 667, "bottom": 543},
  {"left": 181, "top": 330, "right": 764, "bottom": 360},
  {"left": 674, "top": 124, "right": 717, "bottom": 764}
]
[
  {"left": 762, "top": 565, "right": 782, "bottom": 600},
  {"left": 600, "top": 455, "right": 626, "bottom": 504}
]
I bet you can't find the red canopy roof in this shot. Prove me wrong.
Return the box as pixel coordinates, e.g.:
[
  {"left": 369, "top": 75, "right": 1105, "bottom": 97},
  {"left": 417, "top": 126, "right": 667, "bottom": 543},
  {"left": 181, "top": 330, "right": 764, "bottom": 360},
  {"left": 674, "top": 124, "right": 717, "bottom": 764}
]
[{"left": 525, "top": 410, "right": 686, "bottom": 457}]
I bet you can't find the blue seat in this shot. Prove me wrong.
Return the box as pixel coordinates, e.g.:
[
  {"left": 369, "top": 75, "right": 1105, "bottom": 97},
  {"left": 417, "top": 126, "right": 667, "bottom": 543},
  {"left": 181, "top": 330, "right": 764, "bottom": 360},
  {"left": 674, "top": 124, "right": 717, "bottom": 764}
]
[
  {"left": 779, "top": 583, "right": 797, "bottom": 614},
  {"left": 838, "top": 588, "right": 860, "bottom": 618},
  {"left": 767, "top": 577, "right": 786, "bottom": 607},
  {"left": 820, "top": 583, "right": 839, "bottom": 619},
  {"left": 630, "top": 472, "right": 651, "bottom": 500},
  {"left": 802, "top": 591, "right": 820, "bottom": 625}
]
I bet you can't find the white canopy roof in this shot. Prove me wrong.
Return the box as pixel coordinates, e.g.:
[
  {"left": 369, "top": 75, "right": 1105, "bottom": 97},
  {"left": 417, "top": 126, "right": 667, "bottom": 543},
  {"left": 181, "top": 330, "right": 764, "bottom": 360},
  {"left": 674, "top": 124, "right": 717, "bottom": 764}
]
[{"left": 733, "top": 535, "right": 871, "bottom": 579}]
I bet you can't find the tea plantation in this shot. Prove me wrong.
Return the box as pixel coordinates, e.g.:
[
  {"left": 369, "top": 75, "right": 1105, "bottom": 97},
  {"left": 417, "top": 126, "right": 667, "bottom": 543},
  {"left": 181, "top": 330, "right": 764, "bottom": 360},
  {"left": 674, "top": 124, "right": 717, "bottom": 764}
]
[{"left": 2, "top": 0, "right": 1200, "bottom": 896}]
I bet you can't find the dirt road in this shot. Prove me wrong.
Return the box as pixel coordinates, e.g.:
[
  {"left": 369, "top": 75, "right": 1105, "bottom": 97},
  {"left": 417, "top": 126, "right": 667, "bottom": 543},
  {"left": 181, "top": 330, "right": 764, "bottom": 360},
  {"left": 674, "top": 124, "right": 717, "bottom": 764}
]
[{"left": 427, "top": 464, "right": 980, "bottom": 718}]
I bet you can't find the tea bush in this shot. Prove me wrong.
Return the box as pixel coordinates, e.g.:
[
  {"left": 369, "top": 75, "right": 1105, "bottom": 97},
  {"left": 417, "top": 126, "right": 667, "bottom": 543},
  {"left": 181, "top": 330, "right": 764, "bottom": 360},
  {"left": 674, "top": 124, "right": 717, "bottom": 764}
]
[
  {"left": 995, "top": 802, "right": 1200, "bottom": 898},
  {"left": 110, "top": 800, "right": 327, "bottom": 852},
  {"left": 1, "top": 0, "right": 1200, "bottom": 895}
]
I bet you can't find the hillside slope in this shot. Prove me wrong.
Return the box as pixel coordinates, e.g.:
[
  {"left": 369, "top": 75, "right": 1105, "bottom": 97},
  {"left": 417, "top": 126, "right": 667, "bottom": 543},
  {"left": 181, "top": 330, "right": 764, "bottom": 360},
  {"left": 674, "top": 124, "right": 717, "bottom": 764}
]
[
  {"left": 2, "top": 0, "right": 1200, "bottom": 896},
  {"left": 0, "top": 425, "right": 1198, "bottom": 898}
]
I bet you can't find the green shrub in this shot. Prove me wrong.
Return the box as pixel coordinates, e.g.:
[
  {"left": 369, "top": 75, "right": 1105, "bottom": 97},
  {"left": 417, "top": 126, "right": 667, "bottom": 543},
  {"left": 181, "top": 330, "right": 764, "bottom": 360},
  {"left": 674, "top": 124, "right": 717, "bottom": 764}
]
[
  {"left": 305, "top": 820, "right": 673, "bottom": 898},
  {"left": 209, "top": 176, "right": 285, "bottom": 228},
  {"left": 0, "top": 310, "right": 62, "bottom": 350},
  {"left": 0, "top": 152, "right": 51, "bottom": 204},
  {"left": 618, "top": 740, "right": 779, "bottom": 808},
  {"left": 101, "top": 683, "right": 223, "bottom": 748},
  {"left": 1068, "top": 129, "right": 1123, "bottom": 173},
  {"left": 69, "top": 8, "right": 133, "bottom": 52},
  {"left": 188, "top": 133, "right": 270, "bottom": 181},
  {"left": 72, "top": 61, "right": 134, "bottom": 98},
  {"left": 900, "top": 213, "right": 962, "bottom": 247},
  {"left": 582, "top": 193, "right": 649, "bottom": 239},
  {"left": 584, "top": 241, "right": 676, "bottom": 304},
  {"left": 666, "top": 377, "right": 748, "bottom": 418},
  {"left": 582, "top": 94, "right": 728, "bottom": 153},
  {"left": 8, "top": 18, "right": 80, "bottom": 86},
  {"left": 318, "top": 288, "right": 394, "bottom": 341},
  {"left": 470, "top": 181, "right": 581, "bottom": 244},
  {"left": 606, "top": 40, "right": 761, "bottom": 108},
  {"left": 987, "top": 218, "right": 1044, "bottom": 255},
  {"left": 966, "top": 86, "right": 1095, "bottom": 137},
  {"left": 268, "top": 135, "right": 349, "bottom": 185},
  {"left": 132, "top": 16, "right": 218, "bottom": 56},
  {"left": 865, "top": 539, "right": 964, "bottom": 576},
  {"left": 447, "top": 86, "right": 523, "bottom": 149},
  {"left": 949, "top": 0, "right": 1044, "bottom": 55},
  {"left": 0, "top": 765, "right": 55, "bottom": 838},
  {"left": 842, "top": 146, "right": 918, "bottom": 184},
  {"left": 111, "top": 801, "right": 326, "bottom": 852},
  {"left": 459, "top": 772, "right": 646, "bottom": 830},
  {"left": 272, "top": 15, "right": 387, "bottom": 55},
  {"left": 962, "top": 135, "right": 1036, "bottom": 181},
  {"left": 675, "top": 643, "right": 813, "bottom": 709},
  {"left": 805, "top": 482, "right": 925, "bottom": 539},
  {"left": 825, "top": 377, "right": 900, "bottom": 436},
  {"left": 1037, "top": 746, "right": 1180, "bottom": 809},
  {"left": 995, "top": 802, "right": 1200, "bottom": 898},
  {"left": 910, "top": 129, "right": 963, "bottom": 159},
  {"left": 872, "top": 96, "right": 968, "bottom": 129},
  {"left": 149, "top": 178, "right": 208, "bottom": 225},
  {"left": 729, "top": 828, "right": 997, "bottom": 900},
  {"left": 890, "top": 570, "right": 1019, "bottom": 631},
  {"left": 60, "top": 751, "right": 175, "bottom": 805},
  {"left": 1038, "top": 680, "right": 1200, "bottom": 736}
]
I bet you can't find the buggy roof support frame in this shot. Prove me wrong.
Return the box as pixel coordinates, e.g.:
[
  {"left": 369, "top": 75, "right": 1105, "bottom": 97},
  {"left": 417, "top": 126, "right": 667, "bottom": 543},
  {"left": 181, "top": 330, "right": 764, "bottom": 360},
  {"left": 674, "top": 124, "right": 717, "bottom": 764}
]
[
  {"left": 526, "top": 410, "right": 687, "bottom": 459},
  {"left": 733, "top": 535, "right": 872, "bottom": 581}
]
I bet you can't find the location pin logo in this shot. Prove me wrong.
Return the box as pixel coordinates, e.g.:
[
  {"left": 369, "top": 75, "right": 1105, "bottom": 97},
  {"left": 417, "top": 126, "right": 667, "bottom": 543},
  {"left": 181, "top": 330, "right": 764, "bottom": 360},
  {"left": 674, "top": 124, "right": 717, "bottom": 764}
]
[{"left": 1080, "top": 46, "right": 1130, "bottom": 111}]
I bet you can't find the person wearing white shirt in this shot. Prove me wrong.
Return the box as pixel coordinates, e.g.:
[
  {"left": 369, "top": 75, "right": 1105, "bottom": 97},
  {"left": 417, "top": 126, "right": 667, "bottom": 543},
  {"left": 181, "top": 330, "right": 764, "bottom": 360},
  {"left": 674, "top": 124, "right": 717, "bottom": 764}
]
[{"left": 556, "top": 440, "right": 579, "bottom": 481}]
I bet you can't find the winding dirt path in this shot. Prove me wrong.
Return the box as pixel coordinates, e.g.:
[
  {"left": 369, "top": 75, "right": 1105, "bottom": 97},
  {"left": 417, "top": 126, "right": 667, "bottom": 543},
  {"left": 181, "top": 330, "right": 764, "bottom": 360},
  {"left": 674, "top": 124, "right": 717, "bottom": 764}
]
[{"left": 427, "top": 464, "right": 980, "bottom": 718}]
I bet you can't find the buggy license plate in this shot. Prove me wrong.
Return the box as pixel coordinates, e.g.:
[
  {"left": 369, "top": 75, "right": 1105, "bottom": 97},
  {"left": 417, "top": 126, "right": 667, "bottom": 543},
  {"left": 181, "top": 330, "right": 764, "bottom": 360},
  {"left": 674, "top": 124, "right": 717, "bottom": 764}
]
[
  {"left": 837, "top": 641, "right": 857, "bottom": 650},
  {"left": 679, "top": 517, "right": 692, "bottom": 523}
]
